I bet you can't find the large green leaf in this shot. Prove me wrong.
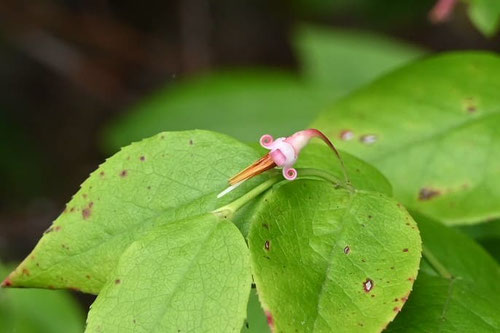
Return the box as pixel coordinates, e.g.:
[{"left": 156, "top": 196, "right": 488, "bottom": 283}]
[
  {"left": 293, "top": 25, "right": 424, "bottom": 100},
  {"left": 4, "top": 130, "right": 263, "bottom": 294},
  {"left": 86, "top": 214, "right": 251, "bottom": 332},
  {"left": 249, "top": 180, "right": 422, "bottom": 332},
  {"left": 311, "top": 52, "right": 500, "bottom": 225},
  {"left": 103, "top": 70, "right": 327, "bottom": 152},
  {"left": 0, "top": 263, "right": 84, "bottom": 333},
  {"left": 387, "top": 214, "right": 500, "bottom": 332}
]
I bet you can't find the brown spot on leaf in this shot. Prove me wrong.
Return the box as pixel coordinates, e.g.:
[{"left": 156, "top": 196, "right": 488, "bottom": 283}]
[
  {"left": 1, "top": 278, "right": 12, "bottom": 287},
  {"left": 99, "top": 171, "right": 105, "bottom": 177},
  {"left": 82, "top": 194, "right": 87, "bottom": 199},
  {"left": 70, "top": 207, "right": 75, "bottom": 212},
  {"left": 344, "top": 246, "right": 350, "bottom": 254},
  {"left": 82, "top": 207, "right": 92, "bottom": 220},
  {"left": 86, "top": 275, "right": 91, "bottom": 279},
  {"left": 264, "top": 240, "right": 270, "bottom": 251},
  {"left": 262, "top": 223, "right": 269, "bottom": 229},
  {"left": 393, "top": 307, "right": 401, "bottom": 312},
  {"left": 419, "top": 187, "right": 441, "bottom": 200},
  {"left": 363, "top": 278, "right": 374, "bottom": 292},
  {"left": 140, "top": 156, "right": 145, "bottom": 161},
  {"left": 55, "top": 226, "right": 61, "bottom": 231},
  {"left": 189, "top": 139, "right": 193, "bottom": 145},
  {"left": 340, "top": 130, "right": 354, "bottom": 141},
  {"left": 115, "top": 279, "right": 121, "bottom": 284},
  {"left": 120, "top": 170, "right": 128, "bottom": 177},
  {"left": 265, "top": 311, "right": 274, "bottom": 330},
  {"left": 22, "top": 268, "right": 30, "bottom": 276},
  {"left": 403, "top": 248, "right": 409, "bottom": 252},
  {"left": 360, "top": 134, "right": 377, "bottom": 144}
]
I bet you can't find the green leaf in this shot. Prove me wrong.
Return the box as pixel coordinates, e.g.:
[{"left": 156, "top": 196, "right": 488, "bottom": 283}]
[
  {"left": 0, "top": 263, "right": 85, "bottom": 333},
  {"left": 386, "top": 214, "right": 500, "bottom": 332},
  {"left": 296, "top": 143, "right": 393, "bottom": 196},
  {"left": 102, "top": 70, "right": 327, "bottom": 152},
  {"left": 241, "top": 289, "right": 270, "bottom": 333},
  {"left": 5, "top": 130, "right": 263, "bottom": 294},
  {"left": 311, "top": 52, "right": 500, "bottom": 225},
  {"left": 86, "top": 214, "right": 251, "bottom": 333},
  {"left": 293, "top": 25, "right": 425, "bottom": 100},
  {"left": 248, "top": 180, "right": 422, "bottom": 332},
  {"left": 467, "top": 0, "right": 500, "bottom": 37},
  {"left": 458, "top": 219, "right": 500, "bottom": 262}
]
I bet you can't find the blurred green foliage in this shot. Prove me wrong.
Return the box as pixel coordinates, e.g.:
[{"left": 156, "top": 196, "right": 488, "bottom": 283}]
[
  {"left": 103, "top": 25, "right": 424, "bottom": 152},
  {"left": 0, "top": 263, "right": 85, "bottom": 333}
]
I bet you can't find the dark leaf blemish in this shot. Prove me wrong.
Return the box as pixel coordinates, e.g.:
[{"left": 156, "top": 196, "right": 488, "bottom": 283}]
[
  {"left": 340, "top": 130, "right": 354, "bottom": 141},
  {"left": 115, "top": 279, "right": 121, "bottom": 284},
  {"left": 403, "top": 248, "right": 409, "bottom": 252},
  {"left": 419, "top": 187, "right": 441, "bottom": 200},
  {"left": 363, "top": 278, "right": 374, "bottom": 292},
  {"left": 264, "top": 240, "right": 270, "bottom": 251},
  {"left": 140, "top": 156, "right": 145, "bottom": 161},
  {"left": 360, "top": 134, "right": 377, "bottom": 144},
  {"left": 344, "top": 246, "right": 350, "bottom": 254},
  {"left": 120, "top": 170, "right": 128, "bottom": 177},
  {"left": 82, "top": 207, "right": 92, "bottom": 220}
]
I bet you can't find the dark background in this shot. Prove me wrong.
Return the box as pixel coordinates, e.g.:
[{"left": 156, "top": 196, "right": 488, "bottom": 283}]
[{"left": 0, "top": 0, "right": 498, "bottom": 301}]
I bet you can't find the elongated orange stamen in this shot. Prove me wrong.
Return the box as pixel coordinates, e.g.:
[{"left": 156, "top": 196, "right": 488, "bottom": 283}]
[{"left": 229, "top": 154, "right": 276, "bottom": 185}]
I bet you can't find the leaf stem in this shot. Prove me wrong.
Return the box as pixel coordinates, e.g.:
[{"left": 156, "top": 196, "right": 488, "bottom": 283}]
[
  {"left": 213, "top": 168, "right": 353, "bottom": 220},
  {"left": 422, "top": 245, "right": 453, "bottom": 280},
  {"left": 213, "top": 176, "right": 281, "bottom": 220},
  {"left": 296, "top": 168, "right": 354, "bottom": 192}
]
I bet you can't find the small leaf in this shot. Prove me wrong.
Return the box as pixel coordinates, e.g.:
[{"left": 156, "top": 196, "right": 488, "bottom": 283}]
[
  {"left": 467, "top": 0, "right": 500, "bottom": 37},
  {"left": 86, "top": 214, "right": 251, "bottom": 333},
  {"left": 386, "top": 214, "right": 500, "bottom": 332},
  {"left": 249, "top": 180, "right": 422, "bottom": 332},
  {"left": 5, "top": 130, "right": 262, "bottom": 293},
  {"left": 311, "top": 52, "right": 500, "bottom": 225}
]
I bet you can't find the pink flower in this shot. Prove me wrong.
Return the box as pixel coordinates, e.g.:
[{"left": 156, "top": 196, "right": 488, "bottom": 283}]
[{"left": 218, "top": 129, "right": 344, "bottom": 198}]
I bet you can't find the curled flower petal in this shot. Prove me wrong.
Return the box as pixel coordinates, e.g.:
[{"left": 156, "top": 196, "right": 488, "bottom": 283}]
[
  {"left": 217, "top": 128, "right": 348, "bottom": 198},
  {"left": 283, "top": 167, "right": 297, "bottom": 180}
]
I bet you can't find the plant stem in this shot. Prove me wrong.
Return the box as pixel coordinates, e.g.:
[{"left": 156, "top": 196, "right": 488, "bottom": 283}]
[
  {"left": 422, "top": 245, "right": 453, "bottom": 280},
  {"left": 296, "top": 168, "right": 354, "bottom": 192},
  {"left": 213, "top": 168, "right": 352, "bottom": 220},
  {"left": 213, "top": 176, "right": 281, "bottom": 220}
]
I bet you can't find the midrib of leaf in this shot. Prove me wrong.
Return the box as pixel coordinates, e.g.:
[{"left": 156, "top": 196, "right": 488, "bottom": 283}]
[
  {"left": 371, "top": 111, "right": 499, "bottom": 163},
  {"left": 311, "top": 195, "right": 355, "bottom": 331},
  {"left": 21, "top": 191, "right": 221, "bottom": 291},
  {"left": 148, "top": 218, "right": 221, "bottom": 331}
]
